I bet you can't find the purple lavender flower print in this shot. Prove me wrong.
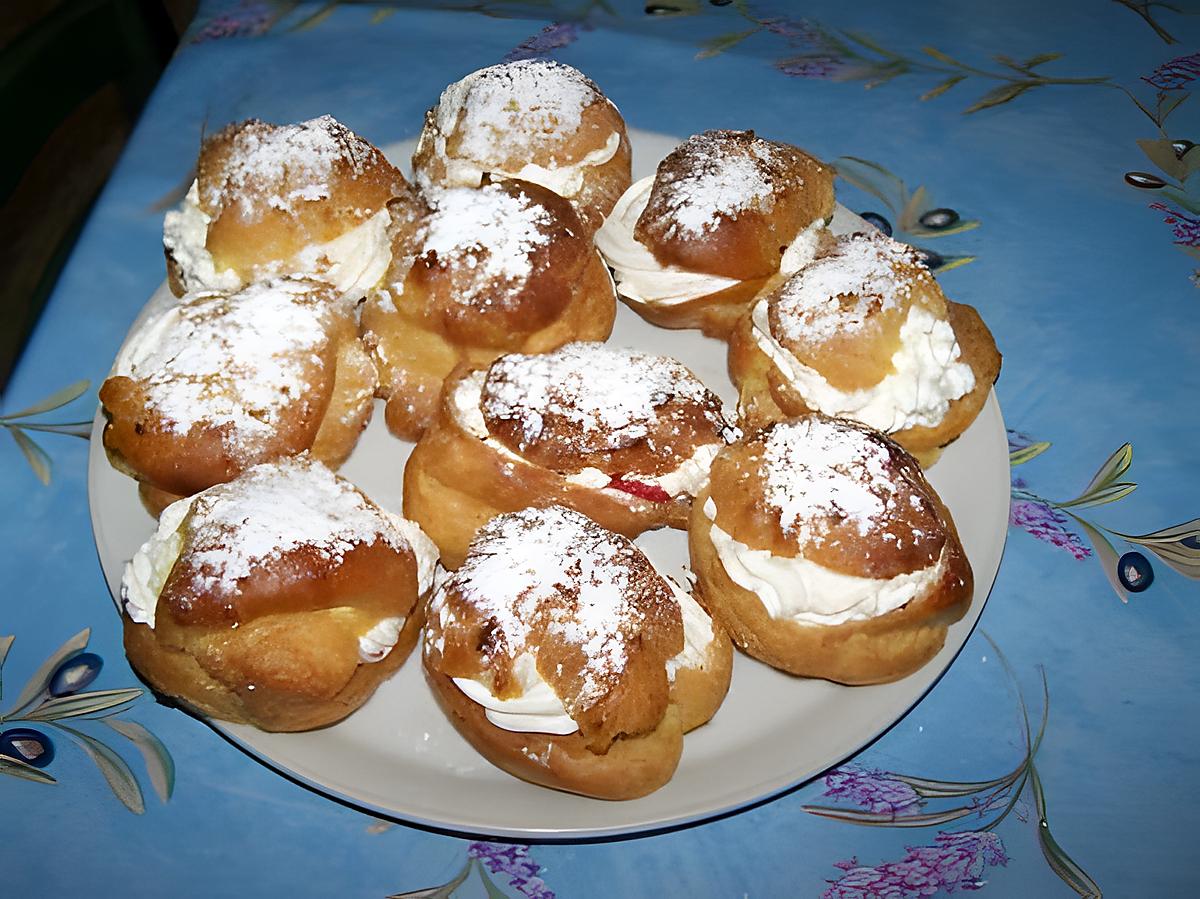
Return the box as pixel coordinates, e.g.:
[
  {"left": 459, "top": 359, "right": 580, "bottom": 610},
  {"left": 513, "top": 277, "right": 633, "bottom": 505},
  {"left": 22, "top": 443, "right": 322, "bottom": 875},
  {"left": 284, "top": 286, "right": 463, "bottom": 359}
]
[
  {"left": 1008, "top": 433, "right": 1092, "bottom": 559},
  {"left": 822, "top": 766, "right": 923, "bottom": 817},
  {"left": 1143, "top": 51, "right": 1200, "bottom": 90},
  {"left": 823, "top": 832, "right": 1008, "bottom": 899},
  {"left": 1149, "top": 201, "right": 1200, "bottom": 247},
  {"left": 1009, "top": 497, "right": 1091, "bottom": 561},
  {"left": 776, "top": 57, "right": 845, "bottom": 79},
  {"left": 763, "top": 18, "right": 850, "bottom": 80},
  {"left": 188, "top": 1, "right": 271, "bottom": 43},
  {"left": 504, "top": 23, "right": 581, "bottom": 62},
  {"left": 467, "top": 843, "right": 555, "bottom": 899}
]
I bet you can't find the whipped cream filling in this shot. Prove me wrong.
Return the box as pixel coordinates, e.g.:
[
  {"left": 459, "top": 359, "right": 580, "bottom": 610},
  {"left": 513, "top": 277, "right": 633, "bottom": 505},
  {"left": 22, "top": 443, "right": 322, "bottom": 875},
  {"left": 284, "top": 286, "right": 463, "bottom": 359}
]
[
  {"left": 121, "top": 495, "right": 195, "bottom": 628},
  {"left": 703, "top": 497, "right": 946, "bottom": 626},
  {"left": 751, "top": 301, "right": 976, "bottom": 433},
  {"left": 386, "top": 513, "right": 439, "bottom": 597},
  {"left": 452, "top": 370, "right": 722, "bottom": 499},
  {"left": 594, "top": 175, "right": 825, "bottom": 307},
  {"left": 451, "top": 576, "right": 717, "bottom": 734},
  {"left": 420, "top": 130, "right": 621, "bottom": 200},
  {"left": 665, "top": 576, "right": 717, "bottom": 679},
  {"left": 357, "top": 617, "right": 406, "bottom": 664},
  {"left": 454, "top": 653, "right": 578, "bottom": 734},
  {"left": 163, "top": 181, "right": 392, "bottom": 300},
  {"left": 162, "top": 183, "right": 241, "bottom": 294},
  {"left": 353, "top": 515, "right": 439, "bottom": 663},
  {"left": 295, "top": 206, "right": 394, "bottom": 301},
  {"left": 562, "top": 442, "right": 720, "bottom": 498}
]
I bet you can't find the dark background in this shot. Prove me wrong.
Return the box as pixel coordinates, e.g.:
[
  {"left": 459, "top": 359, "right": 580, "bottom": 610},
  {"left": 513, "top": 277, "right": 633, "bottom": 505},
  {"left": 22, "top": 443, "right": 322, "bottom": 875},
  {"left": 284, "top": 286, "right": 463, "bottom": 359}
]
[{"left": 1, "top": 0, "right": 197, "bottom": 392}]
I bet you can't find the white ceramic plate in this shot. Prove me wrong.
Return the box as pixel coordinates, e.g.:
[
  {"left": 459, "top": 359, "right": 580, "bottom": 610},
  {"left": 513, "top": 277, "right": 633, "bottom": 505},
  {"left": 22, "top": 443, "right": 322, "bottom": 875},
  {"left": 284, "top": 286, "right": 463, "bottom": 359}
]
[{"left": 89, "top": 131, "right": 1009, "bottom": 839}]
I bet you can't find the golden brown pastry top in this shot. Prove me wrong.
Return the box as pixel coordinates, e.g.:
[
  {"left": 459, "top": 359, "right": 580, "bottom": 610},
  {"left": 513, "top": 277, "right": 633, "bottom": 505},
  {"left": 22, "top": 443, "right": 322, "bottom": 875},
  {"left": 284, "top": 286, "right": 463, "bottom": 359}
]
[
  {"left": 159, "top": 457, "right": 421, "bottom": 628},
  {"left": 197, "top": 115, "right": 412, "bottom": 275},
  {"left": 708, "top": 416, "right": 949, "bottom": 580},
  {"left": 634, "top": 130, "right": 834, "bottom": 280},
  {"left": 763, "top": 230, "right": 947, "bottom": 392},
  {"left": 388, "top": 179, "right": 600, "bottom": 347},
  {"left": 101, "top": 279, "right": 347, "bottom": 495},
  {"left": 425, "top": 506, "right": 684, "bottom": 751},
  {"left": 477, "top": 342, "right": 736, "bottom": 476},
  {"left": 413, "top": 59, "right": 626, "bottom": 174}
]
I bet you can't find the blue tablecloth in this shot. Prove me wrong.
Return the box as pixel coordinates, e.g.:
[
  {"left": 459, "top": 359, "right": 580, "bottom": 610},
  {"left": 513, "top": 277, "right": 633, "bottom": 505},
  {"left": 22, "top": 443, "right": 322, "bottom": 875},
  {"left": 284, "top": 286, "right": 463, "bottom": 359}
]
[{"left": 4, "top": 2, "right": 1198, "bottom": 895}]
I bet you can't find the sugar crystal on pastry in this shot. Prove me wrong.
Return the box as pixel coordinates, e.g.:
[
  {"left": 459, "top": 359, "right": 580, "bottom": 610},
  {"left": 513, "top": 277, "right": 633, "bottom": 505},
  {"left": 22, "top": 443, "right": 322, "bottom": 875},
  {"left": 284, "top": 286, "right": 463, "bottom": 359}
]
[
  {"left": 639, "top": 131, "right": 789, "bottom": 239},
  {"left": 114, "top": 279, "right": 328, "bottom": 453},
  {"left": 436, "top": 506, "right": 666, "bottom": 709},
  {"left": 180, "top": 456, "right": 410, "bottom": 598},
  {"left": 201, "top": 115, "right": 378, "bottom": 216},
  {"left": 434, "top": 60, "right": 599, "bottom": 164},
  {"left": 768, "top": 231, "right": 915, "bottom": 345},
  {"left": 412, "top": 59, "right": 631, "bottom": 232},
  {"left": 480, "top": 342, "right": 718, "bottom": 451},
  {"left": 420, "top": 184, "right": 552, "bottom": 305},
  {"left": 762, "top": 415, "right": 896, "bottom": 543}
]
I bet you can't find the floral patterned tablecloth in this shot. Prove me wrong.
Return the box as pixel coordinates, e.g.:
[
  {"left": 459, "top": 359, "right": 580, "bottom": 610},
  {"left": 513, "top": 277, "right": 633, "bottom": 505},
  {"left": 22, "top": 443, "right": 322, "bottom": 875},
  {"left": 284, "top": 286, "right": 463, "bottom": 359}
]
[{"left": 3, "top": 2, "right": 1198, "bottom": 895}]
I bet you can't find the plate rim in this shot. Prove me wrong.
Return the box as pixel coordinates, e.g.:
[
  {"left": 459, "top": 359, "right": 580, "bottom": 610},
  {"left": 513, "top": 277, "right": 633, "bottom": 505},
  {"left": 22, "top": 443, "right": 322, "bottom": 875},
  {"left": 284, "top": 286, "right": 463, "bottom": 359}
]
[{"left": 87, "top": 128, "right": 1011, "bottom": 838}]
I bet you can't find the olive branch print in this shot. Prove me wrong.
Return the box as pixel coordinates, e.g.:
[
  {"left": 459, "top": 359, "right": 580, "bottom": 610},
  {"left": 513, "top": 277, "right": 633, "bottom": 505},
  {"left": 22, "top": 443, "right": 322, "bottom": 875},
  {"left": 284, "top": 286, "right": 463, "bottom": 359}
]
[
  {"left": 0, "top": 629, "right": 174, "bottom": 814},
  {"left": 685, "top": 4, "right": 1200, "bottom": 283},
  {"left": 695, "top": 3, "right": 1114, "bottom": 113},
  {"left": 1116, "top": 51, "right": 1200, "bottom": 282},
  {"left": 1113, "top": 0, "right": 1191, "bottom": 45},
  {"left": 2, "top": 379, "right": 92, "bottom": 485},
  {"left": 807, "top": 637, "right": 1101, "bottom": 898},
  {"left": 1009, "top": 431, "right": 1200, "bottom": 602}
]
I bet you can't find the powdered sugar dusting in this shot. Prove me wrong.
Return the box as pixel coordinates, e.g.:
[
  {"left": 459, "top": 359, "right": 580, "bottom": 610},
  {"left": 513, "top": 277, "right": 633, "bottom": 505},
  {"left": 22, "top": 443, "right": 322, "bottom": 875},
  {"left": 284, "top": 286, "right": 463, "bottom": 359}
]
[
  {"left": 482, "top": 342, "right": 713, "bottom": 449},
  {"left": 203, "top": 115, "right": 379, "bottom": 218},
  {"left": 434, "top": 506, "right": 663, "bottom": 708},
  {"left": 771, "top": 231, "right": 924, "bottom": 344},
  {"left": 420, "top": 184, "right": 553, "bottom": 306},
  {"left": 184, "top": 457, "right": 407, "bottom": 596},
  {"left": 115, "top": 279, "right": 330, "bottom": 455},
  {"left": 654, "top": 131, "right": 793, "bottom": 238},
  {"left": 763, "top": 418, "right": 898, "bottom": 543},
  {"left": 440, "top": 60, "right": 601, "bottom": 162}
]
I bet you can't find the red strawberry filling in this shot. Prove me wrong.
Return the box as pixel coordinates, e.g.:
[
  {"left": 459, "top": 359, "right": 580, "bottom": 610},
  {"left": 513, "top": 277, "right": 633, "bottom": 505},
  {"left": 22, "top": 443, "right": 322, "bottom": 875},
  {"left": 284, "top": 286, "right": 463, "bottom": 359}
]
[{"left": 606, "top": 476, "right": 671, "bottom": 503}]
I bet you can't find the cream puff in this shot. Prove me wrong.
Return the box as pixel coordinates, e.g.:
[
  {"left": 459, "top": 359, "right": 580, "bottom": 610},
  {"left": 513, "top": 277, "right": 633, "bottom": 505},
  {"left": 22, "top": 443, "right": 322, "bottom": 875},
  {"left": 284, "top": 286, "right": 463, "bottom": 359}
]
[
  {"left": 361, "top": 179, "right": 616, "bottom": 440},
  {"left": 100, "top": 278, "right": 376, "bottom": 517},
  {"left": 689, "top": 415, "right": 972, "bottom": 685},
  {"left": 412, "top": 59, "right": 631, "bottom": 232},
  {"left": 121, "top": 456, "right": 438, "bottom": 731},
  {"left": 595, "top": 129, "right": 835, "bottom": 337},
  {"left": 164, "top": 114, "right": 417, "bottom": 301},
  {"left": 728, "top": 230, "right": 1000, "bottom": 466},
  {"left": 403, "top": 342, "right": 738, "bottom": 569},
  {"left": 423, "top": 505, "right": 732, "bottom": 799}
]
